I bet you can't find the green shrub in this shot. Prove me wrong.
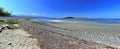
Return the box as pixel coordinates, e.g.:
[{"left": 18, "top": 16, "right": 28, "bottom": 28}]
[
  {"left": 0, "top": 7, "right": 12, "bottom": 16},
  {"left": 9, "top": 24, "right": 20, "bottom": 29},
  {"left": 6, "top": 19, "right": 18, "bottom": 24},
  {"left": 7, "top": 20, "right": 18, "bottom": 24}
]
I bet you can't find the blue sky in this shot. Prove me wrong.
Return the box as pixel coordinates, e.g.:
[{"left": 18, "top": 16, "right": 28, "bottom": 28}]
[{"left": 0, "top": 0, "right": 120, "bottom": 18}]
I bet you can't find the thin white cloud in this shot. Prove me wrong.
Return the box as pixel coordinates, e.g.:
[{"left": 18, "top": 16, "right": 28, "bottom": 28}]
[{"left": 31, "top": 13, "right": 37, "bottom": 16}]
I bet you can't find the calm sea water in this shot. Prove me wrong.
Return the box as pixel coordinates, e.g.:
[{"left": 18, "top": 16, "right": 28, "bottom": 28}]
[
  {"left": 1, "top": 16, "right": 120, "bottom": 24},
  {"left": 35, "top": 18, "right": 120, "bottom": 24},
  {"left": 77, "top": 19, "right": 120, "bottom": 24}
]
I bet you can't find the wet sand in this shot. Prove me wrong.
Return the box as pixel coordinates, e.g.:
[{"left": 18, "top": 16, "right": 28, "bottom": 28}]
[
  {"left": 50, "top": 20, "right": 120, "bottom": 34},
  {"left": 50, "top": 20, "right": 120, "bottom": 48},
  {"left": 20, "top": 19, "right": 118, "bottom": 49}
]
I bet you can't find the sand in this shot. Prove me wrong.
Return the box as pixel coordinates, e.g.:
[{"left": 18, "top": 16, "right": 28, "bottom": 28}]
[
  {"left": 0, "top": 29, "right": 40, "bottom": 49},
  {"left": 20, "top": 19, "right": 118, "bottom": 49},
  {"left": 49, "top": 20, "right": 120, "bottom": 48},
  {"left": 50, "top": 20, "right": 120, "bottom": 34}
]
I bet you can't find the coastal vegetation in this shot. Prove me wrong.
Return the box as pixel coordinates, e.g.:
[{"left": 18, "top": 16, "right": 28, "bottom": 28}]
[
  {"left": 0, "top": 18, "right": 20, "bottom": 29},
  {"left": 0, "top": 7, "right": 12, "bottom": 16}
]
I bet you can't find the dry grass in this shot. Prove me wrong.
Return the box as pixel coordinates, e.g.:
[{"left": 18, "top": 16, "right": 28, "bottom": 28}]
[
  {"left": 105, "top": 46, "right": 117, "bottom": 49},
  {"left": 37, "top": 40, "right": 49, "bottom": 49}
]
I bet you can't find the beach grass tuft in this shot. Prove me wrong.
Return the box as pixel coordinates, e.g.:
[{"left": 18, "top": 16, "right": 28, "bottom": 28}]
[{"left": 0, "top": 18, "right": 20, "bottom": 29}]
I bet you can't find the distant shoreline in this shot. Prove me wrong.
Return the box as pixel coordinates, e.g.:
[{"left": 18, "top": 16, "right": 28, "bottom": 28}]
[{"left": 1, "top": 16, "right": 120, "bottom": 24}]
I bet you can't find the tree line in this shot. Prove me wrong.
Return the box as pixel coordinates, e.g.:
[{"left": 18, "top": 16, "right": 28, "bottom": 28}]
[{"left": 0, "top": 7, "right": 12, "bottom": 17}]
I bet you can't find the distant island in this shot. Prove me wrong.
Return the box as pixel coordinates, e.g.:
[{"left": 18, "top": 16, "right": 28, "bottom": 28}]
[
  {"left": 64, "top": 17, "right": 75, "bottom": 19},
  {"left": 0, "top": 7, "right": 12, "bottom": 17}
]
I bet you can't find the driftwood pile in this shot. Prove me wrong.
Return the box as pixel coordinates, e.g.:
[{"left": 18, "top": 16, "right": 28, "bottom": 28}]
[{"left": 0, "top": 25, "right": 14, "bottom": 33}]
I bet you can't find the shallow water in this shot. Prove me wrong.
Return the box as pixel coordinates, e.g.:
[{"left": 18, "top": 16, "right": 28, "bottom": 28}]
[
  {"left": 20, "top": 20, "right": 120, "bottom": 48},
  {"left": 35, "top": 18, "right": 120, "bottom": 24}
]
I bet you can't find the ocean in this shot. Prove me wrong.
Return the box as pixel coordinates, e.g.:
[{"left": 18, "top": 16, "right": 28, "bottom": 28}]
[
  {"left": 76, "top": 18, "right": 120, "bottom": 24},
  {"left": 35, "top": 17, "right": 120, "bottom": 24},
  {"left": 0, "top": 16, "right": 120, "bottom": 24}
]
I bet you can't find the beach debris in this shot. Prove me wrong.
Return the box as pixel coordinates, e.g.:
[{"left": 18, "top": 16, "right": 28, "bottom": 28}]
[
  {"left": 8, "top": 43, "right": 12, "bottom": 45},
  {"left": 0, "top": 28, "right": 2, "bottom": 33},
  {"left": 2, "top": 24, "right": 9, "bottom": 27},
  {"left": 105, "top": 46, "right": 116, "bottom": 49},
  {"left": 37, "top": 40, "right": 49, "bottom": 49},
  {"left": 1, "top": 27, "right": 7, "bottom": 30},
  {"left": 13, "top": 24, "right": 19, "bottom": 26},
  {"left": 0, "top": 25, "right": 14, "bottom": 33},
  {"left": 3, "top": 24, "right": 14, "bottom": 30},
  {"left": 6, "top": 26, "right": 14, "bottom": 29},
  {"left": 0, "top": 42, "right": 2, "bottom": 44}
]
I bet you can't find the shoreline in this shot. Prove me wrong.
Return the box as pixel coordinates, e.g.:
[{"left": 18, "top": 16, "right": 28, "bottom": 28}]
[
  {"left": 50, "top": 20, "right": 120, "bottom": 47},
  {"left": 20, "top": 19, "right": 119, "bottom": 49}
]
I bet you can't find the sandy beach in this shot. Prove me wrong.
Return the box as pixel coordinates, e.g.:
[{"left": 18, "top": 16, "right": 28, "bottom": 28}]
[
  {"left": 0, "top": 29, "right": 40, "bottom": 49},
  {"left": 50, "top": 20, "right": 120, "bottom": 33},
  {"left": 1, "top": 0, "right": 120, "bottom": 49},
  {"left": 19, "top": 19, "right": 118, "bottom": 49},
  {"left": 0, "top": 18, "right": 119, "bottom": 49},
  {"left": 48, "top": 20, "right": 120, "bottom": 47}
]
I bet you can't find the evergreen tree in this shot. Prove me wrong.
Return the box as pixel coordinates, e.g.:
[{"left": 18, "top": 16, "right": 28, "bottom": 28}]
[{"left": 0, "top": 7, "right": 12, "bottom": 17}]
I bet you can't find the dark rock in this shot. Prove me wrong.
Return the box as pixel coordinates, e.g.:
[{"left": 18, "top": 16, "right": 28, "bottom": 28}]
[
  {"left": 0, "top": 42, "right": 2, "bottom": 44},
  {"left": 6, "top": 26, "right": 14, "bottom": 29},
  {"left": 1, "top": 27, "right": 7, "bottom": 30},
  {"left": 8, "top": 43, "right": 12, "bottom": 45},
  {"left": 0, "top": 29, "right": 2, "bottom": 33}
]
